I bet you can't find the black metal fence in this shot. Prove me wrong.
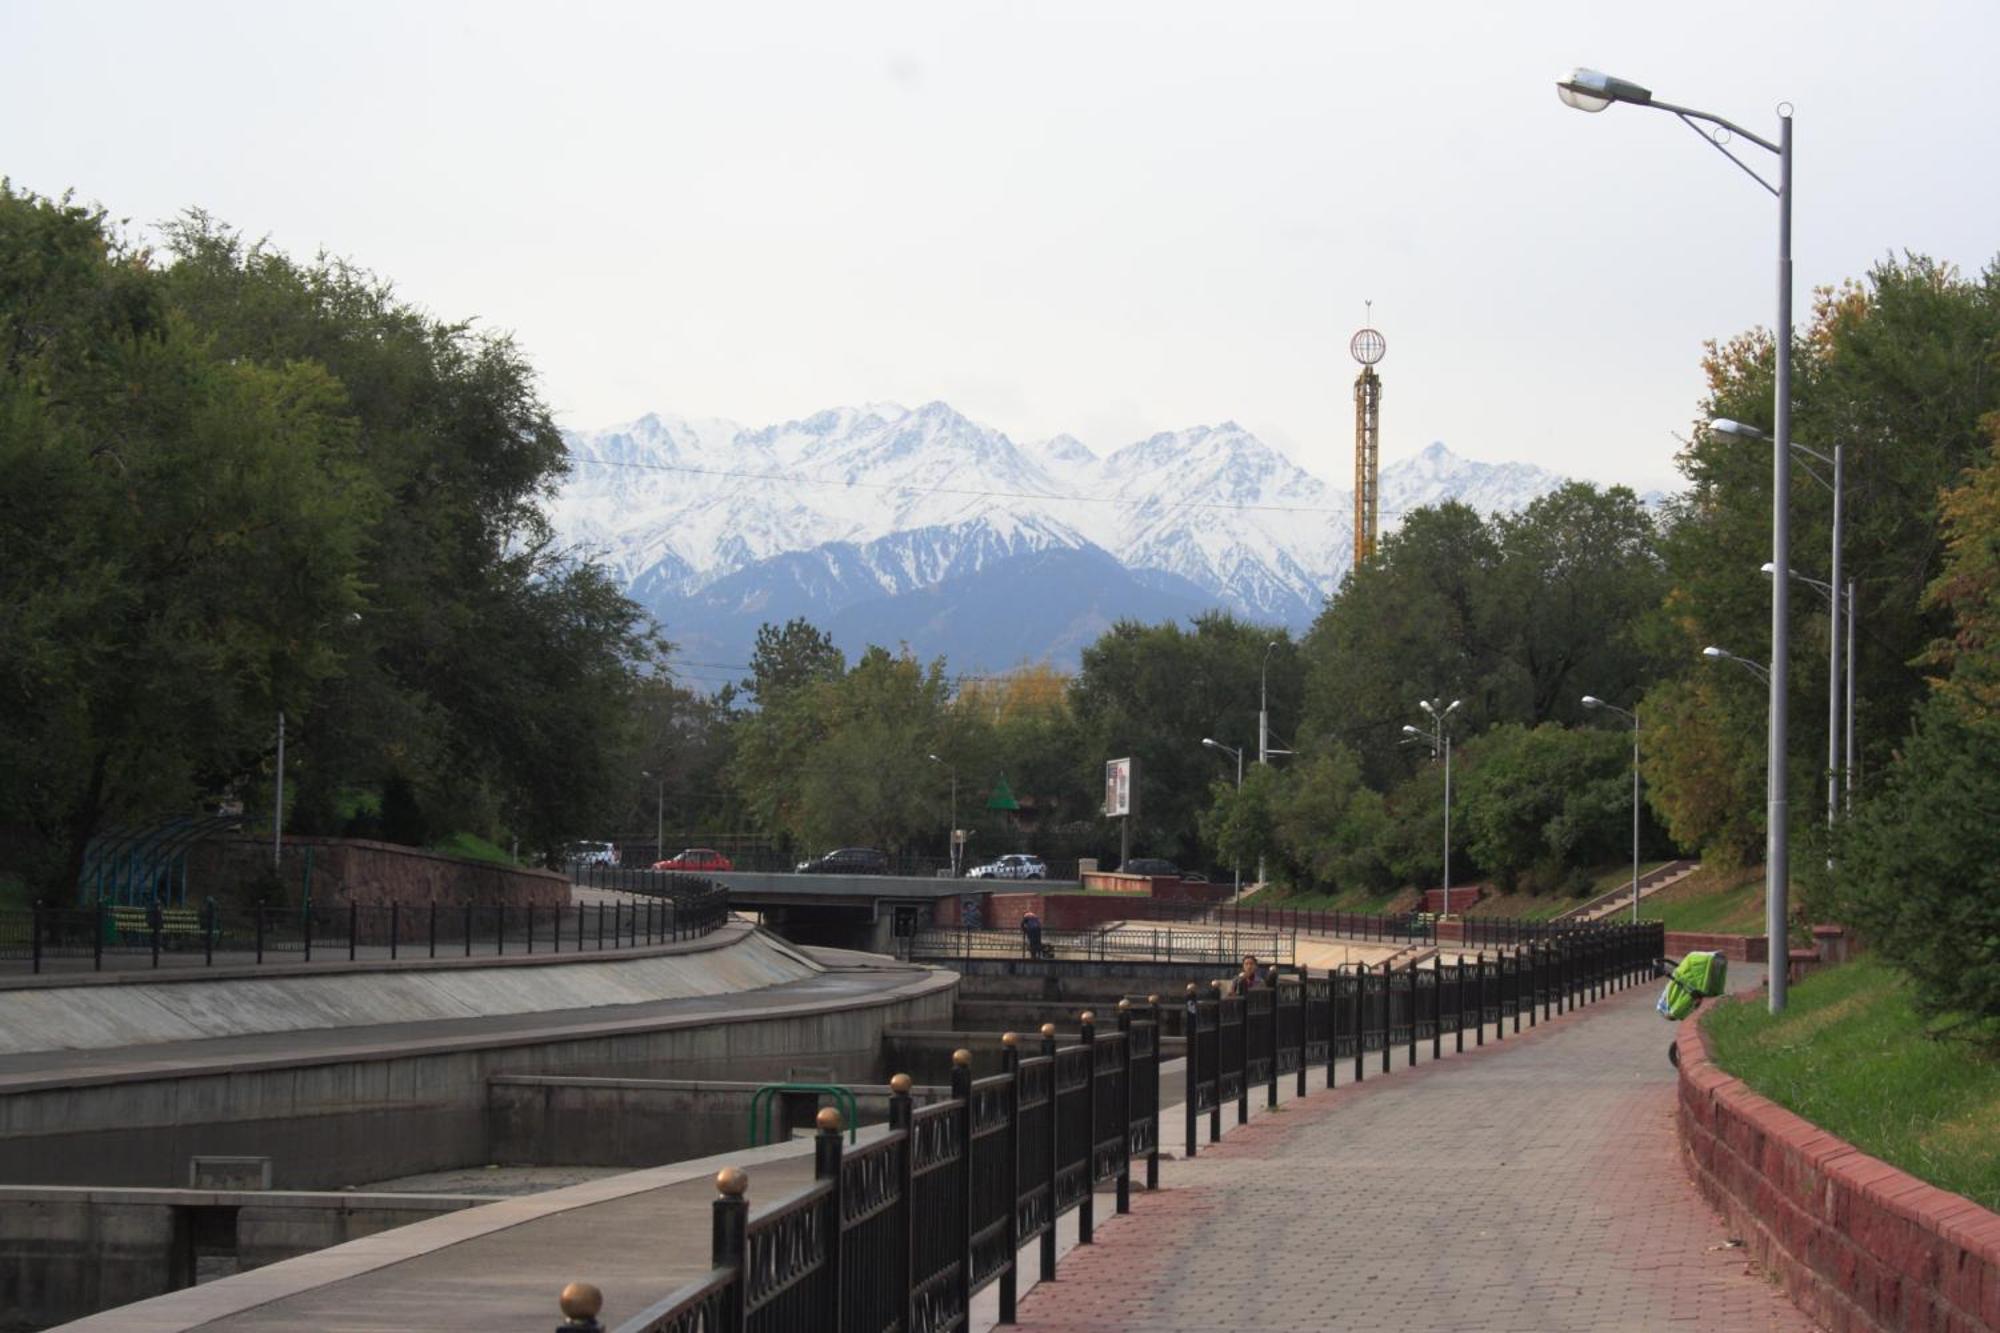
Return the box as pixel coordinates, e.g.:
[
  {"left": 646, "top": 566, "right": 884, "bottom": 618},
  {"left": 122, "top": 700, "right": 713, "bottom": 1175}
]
[
  {"left": 554, "top": 920, "right": 1664, "bottom": 1332},
  {"left": 1179, "top": 921, "right": 1665, "bottom": 1158},
  {"left": 909, "top": 924, "right": 1292, "bottom": 967},
  {"left": 0, "top": 881, "right": 730, "bottom": 974},
  {"left": 580, "top": 1002, "right": 1163, "bottom": 1333}
]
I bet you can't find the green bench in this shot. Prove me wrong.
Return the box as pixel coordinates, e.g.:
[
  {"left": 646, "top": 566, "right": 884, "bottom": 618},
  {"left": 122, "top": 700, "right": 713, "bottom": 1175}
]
[{"left": 107, "top": 906, "right": 204, "bottom": 940}]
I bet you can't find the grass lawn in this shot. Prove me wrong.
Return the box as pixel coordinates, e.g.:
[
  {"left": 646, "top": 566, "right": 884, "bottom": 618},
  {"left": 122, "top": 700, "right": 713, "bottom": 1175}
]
[
  {"left": 430, "top": 831, "right": 517, "bottom": 866},
  {"left": 1459, "top": 862, "right": 1677, "bottom": 922},
  {"left": 1637, "top": 863, "right": 1769, "bottom": 934},
  {"left": 1705, "top": 958, "right": 2000, "bottom": 1211},
  {"left": 1244, "top": 885, "right": 1417, "bottom": 915}
]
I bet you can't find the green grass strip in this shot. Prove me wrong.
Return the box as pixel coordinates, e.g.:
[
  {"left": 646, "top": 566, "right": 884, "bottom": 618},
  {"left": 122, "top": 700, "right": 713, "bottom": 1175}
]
[{"left": 1704, "top": 958, "right": 2000, "bottom": 1211}]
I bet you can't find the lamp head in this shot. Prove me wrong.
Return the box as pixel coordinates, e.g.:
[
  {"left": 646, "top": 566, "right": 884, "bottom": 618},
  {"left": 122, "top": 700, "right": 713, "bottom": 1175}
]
[
  {"left": 1556, "top": 67, "right": 1652, "bottom": 113},
  {"left": 1581, "top": 695, "right": 1604, "bottom": 709},
  {"left": 1202, "top": 738, "right": 1217, "bottom": 749},
  {"left": 1711, "top": 417, "right": 1768, "bottom": 442},
  {"left": 1445, "top": 699, "right": 1462, "bottom": 715},
  {"left": 1702, "top": 646, "right": 1726, "bottom": 661},
  {"left": 1418, "top": 699, "right": 1435, "bottom": 716},
  {"left": 1402, "top": 724, "right": 1422, "bottom": 736},
  {"left": 927, "top": 753, "right": 941, "bottom": 763}
]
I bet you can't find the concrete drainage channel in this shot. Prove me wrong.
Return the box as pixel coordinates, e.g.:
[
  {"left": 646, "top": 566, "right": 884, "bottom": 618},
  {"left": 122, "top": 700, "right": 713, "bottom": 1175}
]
[{"left": 0, "top": 929, "right": 959, "bottom": 1329}]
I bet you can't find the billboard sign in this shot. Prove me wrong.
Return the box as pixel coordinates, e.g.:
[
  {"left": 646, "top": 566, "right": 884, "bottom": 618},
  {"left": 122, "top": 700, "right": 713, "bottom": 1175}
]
[{"left": 1104, "top": 757, "right": 1134, "bottom": 818}]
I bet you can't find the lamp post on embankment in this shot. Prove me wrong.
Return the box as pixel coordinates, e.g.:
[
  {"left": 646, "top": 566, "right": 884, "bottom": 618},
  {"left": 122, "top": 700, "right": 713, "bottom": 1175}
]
[{"left": 1555, "top": 65, "right": 1795, "bottom": 1012}]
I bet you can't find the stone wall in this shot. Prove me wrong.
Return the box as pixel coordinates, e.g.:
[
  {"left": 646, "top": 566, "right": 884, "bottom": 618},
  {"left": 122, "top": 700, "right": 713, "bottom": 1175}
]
[
  {"left": 1676, "top": 1009, "right": 2000, "bottom": 1332},
  {"left": 1664, "top": 930, "right": 1769, "bottom": 964},
  {"left": 188, "top": 836, "right": 569, "bottom": 910}
]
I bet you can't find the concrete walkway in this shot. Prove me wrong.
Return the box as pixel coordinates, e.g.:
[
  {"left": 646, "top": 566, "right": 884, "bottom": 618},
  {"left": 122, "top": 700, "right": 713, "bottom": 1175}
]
[{"left": 1009, "top": 970, "right": 1815, "bottom": 1332}]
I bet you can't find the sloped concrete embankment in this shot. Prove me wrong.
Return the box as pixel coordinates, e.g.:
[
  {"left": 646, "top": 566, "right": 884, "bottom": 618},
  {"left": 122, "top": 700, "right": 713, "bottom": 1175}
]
[
  {"left": 0, "top": 926, "right": 820, "bottom": 1055},
  {"left": 0, "top": 932, "right": 955, "bottom": 1190}
]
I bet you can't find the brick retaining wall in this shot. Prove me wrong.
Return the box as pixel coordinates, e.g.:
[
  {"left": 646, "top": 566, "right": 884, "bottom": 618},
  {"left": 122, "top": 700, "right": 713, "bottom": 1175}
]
[
  {"left": 1675, "top": 1007, "right": 2000, "bottom": 1331},
  {"left": 189, "top": 836, "right": 570, "bottom": 910},
  {"left": 1666, "top": 930, "right": 1769, "bottom": 963}
]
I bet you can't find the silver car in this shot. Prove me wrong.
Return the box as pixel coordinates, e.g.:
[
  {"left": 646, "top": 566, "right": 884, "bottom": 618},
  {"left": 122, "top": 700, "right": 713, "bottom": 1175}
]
[{"left": 966, "top": 853, "right": 1047, "bottom": 881}]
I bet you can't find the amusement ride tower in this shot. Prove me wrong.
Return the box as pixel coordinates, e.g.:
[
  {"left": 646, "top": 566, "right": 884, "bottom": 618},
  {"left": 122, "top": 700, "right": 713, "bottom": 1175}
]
[{"left": 1350, "top": 319, "right": 1386, "bottom": 568}]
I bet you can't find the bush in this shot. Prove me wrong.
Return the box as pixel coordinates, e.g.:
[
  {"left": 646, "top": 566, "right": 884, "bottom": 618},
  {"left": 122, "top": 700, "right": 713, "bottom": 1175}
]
[{"left": 1837, "top": 700, "right": 2000, "bottom": 1026}]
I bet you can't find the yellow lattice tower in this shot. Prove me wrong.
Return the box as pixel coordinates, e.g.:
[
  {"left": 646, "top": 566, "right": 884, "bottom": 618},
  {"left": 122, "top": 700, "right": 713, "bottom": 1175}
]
[{"left": 1350, "top": 323, "right": 1386, "bottom": 568}]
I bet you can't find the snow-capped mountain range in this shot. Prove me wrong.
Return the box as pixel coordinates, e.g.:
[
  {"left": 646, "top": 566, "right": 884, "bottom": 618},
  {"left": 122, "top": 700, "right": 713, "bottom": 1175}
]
[{"left": 549, "top": 401, "right": 1579, "bottom": 677}]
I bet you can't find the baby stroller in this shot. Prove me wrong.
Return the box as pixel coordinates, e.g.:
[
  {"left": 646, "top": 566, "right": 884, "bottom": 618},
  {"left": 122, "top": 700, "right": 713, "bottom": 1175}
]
[{"left": 1655, "top": 950, "right": 1729, "bottom": 1067}]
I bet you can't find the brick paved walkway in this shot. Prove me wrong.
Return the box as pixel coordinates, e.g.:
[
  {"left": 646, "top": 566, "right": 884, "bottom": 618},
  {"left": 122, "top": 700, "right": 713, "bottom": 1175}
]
[{"left": 1009, "top": 974, "right": 1815, "bottom": 1332}]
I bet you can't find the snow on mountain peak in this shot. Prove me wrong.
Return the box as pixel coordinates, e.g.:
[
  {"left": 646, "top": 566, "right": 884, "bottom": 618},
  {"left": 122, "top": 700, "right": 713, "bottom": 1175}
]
[{"left": 553, "top": 402, "right": 1579, "bottom": 669}]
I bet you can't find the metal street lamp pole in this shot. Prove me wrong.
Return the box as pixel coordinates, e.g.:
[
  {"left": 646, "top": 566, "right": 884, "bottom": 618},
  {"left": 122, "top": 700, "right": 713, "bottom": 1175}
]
[
  {"left": 1726, "top": 420, "right": 1843, "bottom": 834},
  {"left": 642, "top": 771, "right": 664, "bottom": 861},
  {"left": 928, "top": 754, "right": 957, "bottom": 877},
  {"left": 1404, "top": 697, "right": 1461, "bottom": 917},
  {"left": 1202, "top": 738, "right": 1244, "bottom": 900},
  {"left": 1559, "top": 67, "right": 1794, "bottom": 1011},
  {"left": 1845, "top": 581, "right": 1857, "bottom": 812},
  {"left": 1583, "top": 697, "right": 1641, "bottom": 922}
]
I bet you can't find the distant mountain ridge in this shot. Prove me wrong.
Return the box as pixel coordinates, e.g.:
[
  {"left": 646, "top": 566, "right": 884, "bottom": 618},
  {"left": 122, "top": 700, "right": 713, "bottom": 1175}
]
[{"left": 549, "top": 401, "right": 1579, "bottom": 677}]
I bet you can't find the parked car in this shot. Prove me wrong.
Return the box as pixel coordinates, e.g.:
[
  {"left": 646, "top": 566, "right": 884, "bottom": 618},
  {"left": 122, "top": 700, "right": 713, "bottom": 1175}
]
[
  {"left": 1119, "top": 857, "right": 1179, "bottom": 877},
  {"left": 567, "top": 841, "right": 620, "bottom": 867},
  {"left": 652, "top": 848, "right": 734, "bottom": 873},
  {"left": 966, "top": 853, "right": 1048, "bottom": 881},
  {"left": 795, "top": 847, "right": 890, "bottom": 875}
]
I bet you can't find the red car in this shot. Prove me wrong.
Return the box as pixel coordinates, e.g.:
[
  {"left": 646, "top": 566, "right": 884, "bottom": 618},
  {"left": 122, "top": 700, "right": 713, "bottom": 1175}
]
[{"left": 652, "top": 848, "right": 734, "bottom": 873}]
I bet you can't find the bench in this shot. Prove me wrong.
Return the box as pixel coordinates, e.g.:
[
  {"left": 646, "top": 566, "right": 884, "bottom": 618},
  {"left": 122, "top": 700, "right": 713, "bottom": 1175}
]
[{"left": 107, "top": 906, "right": 204, "bottom": 939}]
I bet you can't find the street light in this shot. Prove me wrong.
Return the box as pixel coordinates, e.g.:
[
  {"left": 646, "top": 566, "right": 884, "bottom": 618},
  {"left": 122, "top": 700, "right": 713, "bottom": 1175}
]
[
  {"left": 1560, "top": 67, "right": 1795, "bottom": 1011},
  {"left": 1760, "top": 564, "right": 1859, "bottom": 821},
  {"left": 641, "top": 770, "right": 665, "bottom": 862},
  {"left": 927, "top": 754, "right": 958, "bottom": 877},
  {"left": 1726, "top": 417, "right": 1844, "bottom": 840},
  {"left": 1202, "top": 738, "right": 1245, "bottom": 901},
  {"left": 1703, "top": 645, "right": 1772, "bottom": 684},
  {"left": 1582, "top": 696, "right": 1642, "bottom": 924},
  {"left": 1405, "top": 698, "right": 1461, "bottom": 917},
  {"left": 1256, "top": 641, "right": 1291, "bottom": 886}
]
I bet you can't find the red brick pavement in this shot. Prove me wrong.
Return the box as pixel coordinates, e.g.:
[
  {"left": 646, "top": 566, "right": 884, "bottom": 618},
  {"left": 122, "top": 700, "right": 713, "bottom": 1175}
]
[{"left": 1009, "top": 982, "right": 1816, "bottom": 1332}]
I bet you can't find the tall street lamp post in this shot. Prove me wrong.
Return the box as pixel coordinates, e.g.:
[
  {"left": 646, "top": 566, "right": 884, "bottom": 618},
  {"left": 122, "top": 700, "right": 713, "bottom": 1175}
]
[
  {"left": 1256, "top": 641, "right": 1291, "bottom": 886},
  {"left": 1724, "top": 417, "right": 1844, "bottom": 835},
  {"left": 1582, "top": 697, "right": 1642, "bottom": 923},
  {"left": 1402, "top": 697, "right": 1461, "bottom": 917},
  {"left": 1761, "top": 563, "right": 1858, "bottom": 827},
  {"left": 927, "top": 754, "right": 958, "bottom": 877},
  {"left": 641, "top": 770, "right": 665, "bottom": 862},
  {"left": 1202, "top": 737, "right": 1244, "bottom": 901},
  {"left": 1558, "top": 67, "right": 1794, "bottom": 1011}
]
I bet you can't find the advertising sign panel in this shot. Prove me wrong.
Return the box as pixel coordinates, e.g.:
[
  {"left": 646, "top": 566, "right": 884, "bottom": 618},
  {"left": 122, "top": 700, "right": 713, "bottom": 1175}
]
[{"left": 1104, "top": 757, "right": 1133, "bottom": 817}]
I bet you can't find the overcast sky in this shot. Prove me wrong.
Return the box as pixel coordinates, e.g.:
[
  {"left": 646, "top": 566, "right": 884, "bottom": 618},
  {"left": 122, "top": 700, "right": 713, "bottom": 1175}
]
[{"left": 5, "top": 1, "right": 1994, "bottom": 492}]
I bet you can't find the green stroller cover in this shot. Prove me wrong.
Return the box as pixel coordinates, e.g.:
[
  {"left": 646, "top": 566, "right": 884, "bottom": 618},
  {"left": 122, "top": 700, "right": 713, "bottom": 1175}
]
[
  {"left": 1656, "top": 951, "right": 1728, "bottom": 1021},
  {"left": 1674, "top": 950, "right": 1728, "bottom": 997}
]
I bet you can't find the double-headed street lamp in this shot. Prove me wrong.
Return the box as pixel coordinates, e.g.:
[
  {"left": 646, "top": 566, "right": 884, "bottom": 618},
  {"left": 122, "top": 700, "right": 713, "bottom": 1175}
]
[
  {"left": 1558, "top": 66, "right": 1795, "bottom": 1012},
  {"left": 927, "top": 754, "right": 959, "bottom": 877},
  {"left": 1582, "top": 697, "right": 1642, "bottom": 923},
  {"left": 1201, "top": 738, "right": 1244, "bottom": 900},
  {"left": 1722, "top": 417, "right": 1845, "bottom": 837},
  {"left": 1402, "top": 698, "right": 1461, "bottom": 917}
]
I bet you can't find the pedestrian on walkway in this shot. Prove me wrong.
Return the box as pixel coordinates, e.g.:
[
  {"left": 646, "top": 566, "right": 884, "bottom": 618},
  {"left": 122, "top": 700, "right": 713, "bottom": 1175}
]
[
  {"left": 1020, "top": 910, "right": 1043, "bottom": 959},
  {"left": 1238, "top": 954, "right": 1266, "bottom": 992}
]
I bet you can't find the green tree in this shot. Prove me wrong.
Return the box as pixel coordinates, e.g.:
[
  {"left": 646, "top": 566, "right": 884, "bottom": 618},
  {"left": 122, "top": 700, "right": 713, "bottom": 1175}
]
[
  {"left": 1648, "top": 255, "right": 2000, "bottom": 859},
  {"left": 1070, "top": 614, "right": 1300, "bottom": 871},
  {"left": 1836, "top": 413, "right": 2000, "bottom": 1024},
  {"left": 0, "top": 189, "right": 377, "bottom": 892},
  {"left": 1268, "top": 746, "right": 1392, "bottom": 893}
]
